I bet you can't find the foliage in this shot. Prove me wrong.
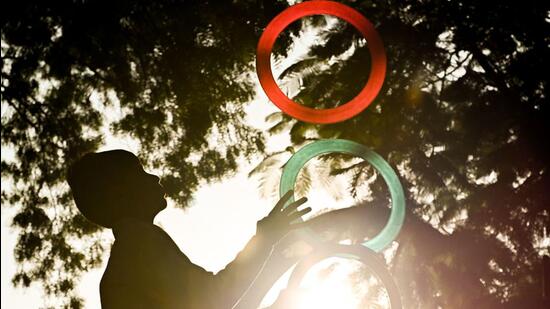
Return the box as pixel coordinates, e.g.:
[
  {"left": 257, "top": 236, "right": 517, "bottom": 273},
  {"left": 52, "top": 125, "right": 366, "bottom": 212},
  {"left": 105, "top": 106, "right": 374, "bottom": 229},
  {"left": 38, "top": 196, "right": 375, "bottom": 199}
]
[
  {"left": 250, "top": 0, "right": 549, "bottom": 308},
  {"left": 2, "top": 0, "right": 549, "bottom": 308},
  {"left": 1, "top": 0, "right": 292, "bottom": 307}
]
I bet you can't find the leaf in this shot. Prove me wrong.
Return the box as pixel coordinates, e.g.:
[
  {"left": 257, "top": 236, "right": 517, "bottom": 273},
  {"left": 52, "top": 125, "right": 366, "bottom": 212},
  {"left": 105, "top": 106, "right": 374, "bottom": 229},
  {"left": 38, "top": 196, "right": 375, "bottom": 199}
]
[{"left": 264, "top": 111, "right": 283, "bottom": 123}]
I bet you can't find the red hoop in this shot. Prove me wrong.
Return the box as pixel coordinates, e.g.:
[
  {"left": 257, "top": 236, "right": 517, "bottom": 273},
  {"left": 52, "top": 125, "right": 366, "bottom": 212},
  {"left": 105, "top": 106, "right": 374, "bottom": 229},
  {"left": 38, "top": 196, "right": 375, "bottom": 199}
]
[{"left": 256, "top": 1, "right": 387, "bottom": 124}]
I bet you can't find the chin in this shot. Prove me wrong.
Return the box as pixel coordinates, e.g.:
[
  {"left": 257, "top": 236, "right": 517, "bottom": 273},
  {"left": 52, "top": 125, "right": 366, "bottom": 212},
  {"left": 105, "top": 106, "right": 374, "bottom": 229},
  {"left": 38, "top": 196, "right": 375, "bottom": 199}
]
[
  {"left": 159, "top": 198, "right": 167, "bottom": 210},
  {"left": 148, "top": 198, "right": 167, "bottom": 216}
]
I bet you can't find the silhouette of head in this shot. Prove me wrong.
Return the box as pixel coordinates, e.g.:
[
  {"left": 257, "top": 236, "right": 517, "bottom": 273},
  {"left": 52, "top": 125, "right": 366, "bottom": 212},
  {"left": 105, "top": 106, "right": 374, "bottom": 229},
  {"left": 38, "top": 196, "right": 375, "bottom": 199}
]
[{"left": 67, "top": 150, "right": 166, "bottom": 228}]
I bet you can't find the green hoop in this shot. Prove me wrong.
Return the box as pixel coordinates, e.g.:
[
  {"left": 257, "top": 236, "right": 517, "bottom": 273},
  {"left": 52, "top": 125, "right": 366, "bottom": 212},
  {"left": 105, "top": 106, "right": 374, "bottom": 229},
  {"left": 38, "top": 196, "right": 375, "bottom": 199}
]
[{"left": 279, "top": 139, "right": 405, "bottom": 252}]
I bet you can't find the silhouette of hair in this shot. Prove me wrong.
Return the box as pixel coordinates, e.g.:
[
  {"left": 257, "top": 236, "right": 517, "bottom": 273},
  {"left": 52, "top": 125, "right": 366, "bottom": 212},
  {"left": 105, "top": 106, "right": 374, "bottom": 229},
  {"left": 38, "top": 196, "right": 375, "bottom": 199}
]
[{"left": 67, "top": 150, "right": 138, "bottom": 228}]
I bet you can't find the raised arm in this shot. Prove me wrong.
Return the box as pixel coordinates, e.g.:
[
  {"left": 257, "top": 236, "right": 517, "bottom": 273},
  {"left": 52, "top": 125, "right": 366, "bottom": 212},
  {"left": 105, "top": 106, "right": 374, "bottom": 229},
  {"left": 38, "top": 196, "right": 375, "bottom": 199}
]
[
  {"left": 108, "top": 192, "right": 310, "bottom": 309},
  {"left": 193, "top": 190, "right": 311, "bottom": 309}
]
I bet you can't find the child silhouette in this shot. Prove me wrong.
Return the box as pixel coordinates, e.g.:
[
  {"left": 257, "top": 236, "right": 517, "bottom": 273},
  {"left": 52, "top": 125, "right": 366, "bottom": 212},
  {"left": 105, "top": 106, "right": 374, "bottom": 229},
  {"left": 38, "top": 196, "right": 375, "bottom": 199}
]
[{"left": 67, "top": 150, "right": 310, "bottom": 309}]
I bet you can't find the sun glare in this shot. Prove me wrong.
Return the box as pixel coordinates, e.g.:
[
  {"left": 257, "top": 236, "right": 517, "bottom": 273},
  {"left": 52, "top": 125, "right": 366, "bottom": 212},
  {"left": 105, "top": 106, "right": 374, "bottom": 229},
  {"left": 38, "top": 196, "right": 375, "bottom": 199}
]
[
  {"left": 294, "top": 276, "right": 359, "bottom": 309},
  {"left": 283, "top": 258, "right": 390, "bottom": 309}
]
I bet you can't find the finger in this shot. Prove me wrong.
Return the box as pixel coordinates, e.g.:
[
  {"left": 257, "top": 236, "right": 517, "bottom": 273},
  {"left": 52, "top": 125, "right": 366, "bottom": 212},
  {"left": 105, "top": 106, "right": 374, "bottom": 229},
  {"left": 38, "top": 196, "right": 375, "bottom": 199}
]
[
  {"left": 288, "top": 207, "right": 312, "bottom": 219},
  {"left": 271, "top": 190, "right": 294, "bottom": 214},
  {"left": 283, "top": 200, "right": 308, "bottom": 217},
  {"left": 282, "top": 197, "right": 308, "bottom": 213}
]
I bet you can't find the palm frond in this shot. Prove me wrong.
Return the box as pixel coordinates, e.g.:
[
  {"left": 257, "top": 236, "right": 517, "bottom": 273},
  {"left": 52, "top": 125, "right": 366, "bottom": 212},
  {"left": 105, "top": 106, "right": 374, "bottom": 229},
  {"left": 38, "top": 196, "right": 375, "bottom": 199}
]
[
  {"left": 248, "top": 151, "right": 290, "bottom": 177},
  {"left": 294, "top": 165, "right": 312, "bottom": 198},
  {"left": 277, "top": 57, "right": 321, "bottom": 81},
  {"left": 248, "top": 150, "right": 292, "bottom": 199},
  {"left": 314, "top": 158, "right": 347, "bottom": 201}
]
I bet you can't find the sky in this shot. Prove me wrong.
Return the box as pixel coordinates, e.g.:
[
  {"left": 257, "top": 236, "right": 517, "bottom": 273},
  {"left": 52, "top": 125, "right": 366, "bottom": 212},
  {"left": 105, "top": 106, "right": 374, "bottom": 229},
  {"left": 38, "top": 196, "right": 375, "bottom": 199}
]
[
  {"left": 0, "top": 96, "right": 363, "bottom": 309},
  {"left": 4, "top": 5, "right": 549, "bottom": 307},
  {"left": 0, "top": 15, "right": 376, "bottom": 308}
]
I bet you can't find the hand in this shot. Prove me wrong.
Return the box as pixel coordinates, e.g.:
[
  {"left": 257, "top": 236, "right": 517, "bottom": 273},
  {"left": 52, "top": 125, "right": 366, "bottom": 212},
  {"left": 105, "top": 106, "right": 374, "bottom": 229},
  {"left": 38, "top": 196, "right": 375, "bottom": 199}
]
[{"left": 257, "top": 190, "right": 311, "bottom": 243}]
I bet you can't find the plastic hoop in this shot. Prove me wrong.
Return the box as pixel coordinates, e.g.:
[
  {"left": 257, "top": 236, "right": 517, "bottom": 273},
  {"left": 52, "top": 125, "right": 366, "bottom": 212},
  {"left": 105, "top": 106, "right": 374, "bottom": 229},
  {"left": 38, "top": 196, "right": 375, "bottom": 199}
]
[
  {"left": 279, "top": 139, "right": 405, "bottom": 252},
  {"left": 256, "top": 1, "right": 387, "bottom": 124},
  {"left": 283, "top": 243, "right": 402, "bottom": 308}
]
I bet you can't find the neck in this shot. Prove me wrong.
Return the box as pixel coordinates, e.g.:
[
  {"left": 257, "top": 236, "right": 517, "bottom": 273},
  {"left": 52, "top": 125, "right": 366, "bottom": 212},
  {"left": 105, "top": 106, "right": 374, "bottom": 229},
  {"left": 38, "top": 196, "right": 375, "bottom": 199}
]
[
  {"left": 111, "top": 216, "right": 156, "bottom": 239},
  {"left": 112, "top": 214, "right": 153, "bottom": 229}
]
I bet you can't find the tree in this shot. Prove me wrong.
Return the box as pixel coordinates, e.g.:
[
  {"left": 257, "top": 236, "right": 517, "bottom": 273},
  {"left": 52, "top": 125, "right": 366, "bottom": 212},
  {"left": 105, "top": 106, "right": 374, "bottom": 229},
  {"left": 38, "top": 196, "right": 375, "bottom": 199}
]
[
  {"left": 2, "top": 0, "right": 292, "bottom": 307},
  {"left": 246, "top": 0, "right": 549, "bottom": 308},
  {"left": 1, "top": 0, "right": 549, "bottom": 308}
]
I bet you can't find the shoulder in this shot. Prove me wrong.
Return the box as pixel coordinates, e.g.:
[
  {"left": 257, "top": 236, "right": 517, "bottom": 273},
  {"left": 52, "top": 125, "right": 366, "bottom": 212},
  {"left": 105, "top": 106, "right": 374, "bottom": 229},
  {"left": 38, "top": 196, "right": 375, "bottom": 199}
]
[
  {"left": 103, "top": 220, "right": 174, "bottom": 285},
  {"left": 111, "top": 218, "right": 189, "bottom": 265},
  {"left": 108, "top": 219, "right": 169, "bottom": 269}
]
